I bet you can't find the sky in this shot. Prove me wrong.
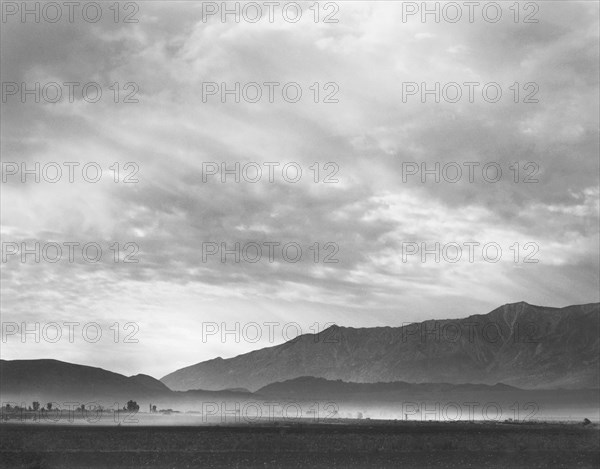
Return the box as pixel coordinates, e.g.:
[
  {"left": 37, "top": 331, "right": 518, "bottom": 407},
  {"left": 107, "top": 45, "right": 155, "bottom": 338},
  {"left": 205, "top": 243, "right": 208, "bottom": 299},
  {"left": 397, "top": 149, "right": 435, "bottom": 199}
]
[{"left": 1, "top": 1, "right": 599, "bottom": 378}]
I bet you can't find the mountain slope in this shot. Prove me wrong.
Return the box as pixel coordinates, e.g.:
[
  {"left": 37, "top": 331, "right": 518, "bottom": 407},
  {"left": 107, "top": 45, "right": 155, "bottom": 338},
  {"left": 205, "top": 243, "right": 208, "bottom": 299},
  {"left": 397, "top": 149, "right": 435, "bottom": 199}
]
[
  {"left": 256, "top": 376, "right": 522, "bottom": 400},
  {"left": 255, "top": 376, "right": 600, "bottom": 421},
  {"left": 161, "top": 302, "right": 600, "bottom": 392},
  {"left": 0, "top": 359, "right": 172, "bottom": 403},
  {"left": 0, "top": 359, "right": 260, "bottom": 411}
]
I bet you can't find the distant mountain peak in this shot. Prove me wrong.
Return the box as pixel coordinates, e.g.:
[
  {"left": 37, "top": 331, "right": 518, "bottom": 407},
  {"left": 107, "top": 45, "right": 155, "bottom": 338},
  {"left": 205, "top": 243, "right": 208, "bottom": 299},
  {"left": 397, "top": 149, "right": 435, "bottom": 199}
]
[{"left": 507, "top": 301, "right": 530, "bottom": 307}]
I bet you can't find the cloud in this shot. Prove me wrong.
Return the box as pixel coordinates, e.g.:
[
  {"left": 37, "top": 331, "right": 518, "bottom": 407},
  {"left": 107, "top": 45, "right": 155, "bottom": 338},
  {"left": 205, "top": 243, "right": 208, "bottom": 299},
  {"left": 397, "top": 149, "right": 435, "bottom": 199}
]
[{"left": 1, "top": 1, "right": 598, "bottom": 377}]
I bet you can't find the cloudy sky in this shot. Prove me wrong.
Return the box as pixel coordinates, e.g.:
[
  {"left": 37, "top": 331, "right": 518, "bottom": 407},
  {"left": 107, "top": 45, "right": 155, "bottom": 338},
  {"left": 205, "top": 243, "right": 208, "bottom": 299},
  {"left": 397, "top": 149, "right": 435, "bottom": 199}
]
[{"left": 1, "top": 1, "right": 598, "bottom": 378}]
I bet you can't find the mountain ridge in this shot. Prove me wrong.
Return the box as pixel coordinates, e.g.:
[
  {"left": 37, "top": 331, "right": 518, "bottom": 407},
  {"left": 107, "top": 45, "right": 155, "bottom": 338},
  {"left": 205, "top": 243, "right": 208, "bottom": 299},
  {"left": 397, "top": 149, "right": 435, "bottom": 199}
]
[{"left": 161, "top": 302, "right": 600, "bottom": 392}]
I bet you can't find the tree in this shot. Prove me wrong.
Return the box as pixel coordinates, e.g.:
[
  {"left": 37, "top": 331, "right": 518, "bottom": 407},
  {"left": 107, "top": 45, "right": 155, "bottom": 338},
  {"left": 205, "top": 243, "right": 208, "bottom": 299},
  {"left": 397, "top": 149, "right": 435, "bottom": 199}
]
[
  {"left": 47, "top": 403, "right": 52, "bottom": 411},
  {"left": 126, "top": 400, "right": 139, "bottom": 412},
  {"left": 152, "top": 405, "right": 157, "bottom": 413},
  {"left": 32, "top": 402, "right": 40, "bottom": 411}
]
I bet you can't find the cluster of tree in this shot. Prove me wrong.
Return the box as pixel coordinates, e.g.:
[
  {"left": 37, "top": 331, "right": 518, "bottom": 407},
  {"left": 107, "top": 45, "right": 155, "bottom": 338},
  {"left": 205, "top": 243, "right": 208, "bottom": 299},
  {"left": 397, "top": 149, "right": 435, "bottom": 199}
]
[
  {"left": 2, "top": 400, "right": 176, "bottom": 417},
  {"left": 2, "top": 401, "right": 140, "bottom": 413},
  {"left": 9, "top": 402, "right": 55, "bottom": 412},
  {"left": 125, "top": 400, "right": 140, "bottom": 412}
]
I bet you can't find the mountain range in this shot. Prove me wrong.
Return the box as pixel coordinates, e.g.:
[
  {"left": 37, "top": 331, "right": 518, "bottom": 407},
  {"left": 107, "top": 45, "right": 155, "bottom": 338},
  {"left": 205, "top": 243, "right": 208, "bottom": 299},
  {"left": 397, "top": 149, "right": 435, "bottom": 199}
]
[
  {"left": 161, "top": 302, "right": 600, "bottom": 392},
  {"left": 2, "top": 302, "right": 598, "bottom": 415},
  {"left": 0, "top": 359, "right": 251, "bottom": 407},
  {"left": 2, "top": 360, "right": 598, "bottom": 422}
]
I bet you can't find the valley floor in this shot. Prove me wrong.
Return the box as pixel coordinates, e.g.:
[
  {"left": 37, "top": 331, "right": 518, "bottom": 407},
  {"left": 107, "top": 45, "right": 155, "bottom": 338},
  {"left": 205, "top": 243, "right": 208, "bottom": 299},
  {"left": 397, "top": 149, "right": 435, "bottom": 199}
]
[{"left": 1, "top": 421, "right": 599, "bottom": 468}]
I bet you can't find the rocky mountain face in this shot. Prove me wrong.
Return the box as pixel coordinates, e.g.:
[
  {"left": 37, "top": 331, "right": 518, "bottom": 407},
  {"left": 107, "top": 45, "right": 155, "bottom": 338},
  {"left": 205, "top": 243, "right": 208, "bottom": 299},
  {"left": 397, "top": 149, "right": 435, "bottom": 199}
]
[{"left": 161, "top": 302, "right": 600, "bottom": 392}]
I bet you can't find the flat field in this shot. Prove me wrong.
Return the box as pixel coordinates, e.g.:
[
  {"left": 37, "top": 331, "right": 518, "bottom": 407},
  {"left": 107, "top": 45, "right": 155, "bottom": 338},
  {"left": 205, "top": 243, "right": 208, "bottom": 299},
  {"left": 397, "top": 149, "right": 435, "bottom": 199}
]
[{"left": 1, "top": 421, "right": 599, "bottom": 468}]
